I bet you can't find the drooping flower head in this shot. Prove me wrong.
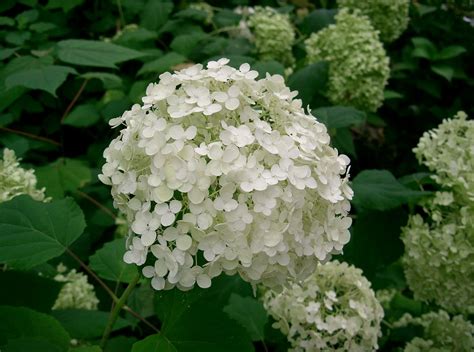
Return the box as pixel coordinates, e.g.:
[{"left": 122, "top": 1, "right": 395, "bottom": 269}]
[
  {"left": 402, "top": 112, "right": 474, "bottom": 314},
  {"left": 305, "top": 9, "right": 390, "bottom": 112},
  {"left": 0, "top": 148, "right": 47, "bottom": 203},
  {"left": 337, "top": 0, "right": 410, "bottom": 42},
  {"left": 247, "top": 7, "right": 296, "bottom": 66},
  {"left": 263, "top": 260, "right": 384, "bottom": 351},
  {"left": 99, "top": 58, "right": 353, "bottom": 291},
  {"left": 53, "top": 264, "right": 99, "bottom": 310},
  {"left": 394, "top": 310, "right": 474, "bottom": 351}
]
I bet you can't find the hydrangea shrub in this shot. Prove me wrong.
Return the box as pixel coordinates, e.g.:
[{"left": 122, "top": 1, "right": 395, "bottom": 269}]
[
  {"left": 262, "top": 260, "right": 384, "bottom": 351},
  {"left": 305, "top": 9, "right": 390, "bottom": 112},
  {"left": 99, "top": 59, "right": 353, "bottom": 291},
  {"left": 402, "top": 112, "right": 474, "bottom": 314},
  {"left": 337, "top": 0, "right": 410, "bottom": 42}
]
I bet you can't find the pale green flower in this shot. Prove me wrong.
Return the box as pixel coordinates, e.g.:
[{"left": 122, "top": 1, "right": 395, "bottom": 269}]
[
  {"left": 0, "top": 148, "right": 47, "bottom": 203},
  {"left": 414, "top": 111, "right": 474, "bottom": 202},
  {"left": 263, "top": 260, "right": 384, "bottom": 351},
  {"left": 337, "top": 0, "right": 410, "bottom": 42},
  {"left": 402, "top": 112, "right": 474, "bottom": 314},
  {"left": 248, "top": 7, "right": 295, "bottom": 66},
  {"left": 53, "top": 264, "right": 99, "bottom": 310},
  {"left": 394, "top": 311, "right": 474, "bottom": 352},
  {"left": 305, "top": 9, "right": 390, "bottom": 112}
]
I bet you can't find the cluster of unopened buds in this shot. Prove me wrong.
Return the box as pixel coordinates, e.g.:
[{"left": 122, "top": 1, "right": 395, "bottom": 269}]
[{"left": 100, "top": 58, "right": 353, "bottom": 291}]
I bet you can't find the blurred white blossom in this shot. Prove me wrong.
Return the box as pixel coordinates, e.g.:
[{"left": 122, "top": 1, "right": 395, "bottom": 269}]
[
  {"left": 262, "top": 261, "right": 383, "bottom": 351},
  {"left": 53, "top": 264, "right": 99, "bottom": 310},
  {"left": 0, "top": 148, "right": 47, "bottom": 203},
  {"left": 337, "top": 0, "right": 410, "bottom": 42},
  {"left": 99, "top": 58, "right": 353, "bottom": 291}
]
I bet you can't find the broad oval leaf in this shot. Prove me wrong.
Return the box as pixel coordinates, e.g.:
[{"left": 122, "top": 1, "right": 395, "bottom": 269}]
[
  {"left": 89, "top": 238, "right": 138, "bottom": 284},
  {"left": 62, "top": 103, "right": 100, "bottom": 128},
  {"left": 57, "top": 39, "right": 145, "bottom": 68},
  {"left": 287, "top": 62, "right": 328, "bottom": 106},
  {"left": 313, "top": 106, "right": 366, "bottom": 129},
  {"left": 352, "top": 169, "right": 429, "bottom": 212},
  {"left": 0, "top": 305, "right": 70, "bottom": 351},
  {"left": 0, "top": 195, "right": 86, "bottom": 269}
]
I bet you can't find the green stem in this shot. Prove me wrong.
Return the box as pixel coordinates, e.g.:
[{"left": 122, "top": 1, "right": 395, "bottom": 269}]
[{"left": 100, "top": 273, "right": 140, "bottom": 349}]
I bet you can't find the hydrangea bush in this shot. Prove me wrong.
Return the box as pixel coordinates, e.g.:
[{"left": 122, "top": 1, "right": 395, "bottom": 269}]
[
  {"left": 305, "top": 9, "right": 390, "bottom": 112},
  {"left": 394, "top": 310, "right": 474, "bottom": 351},
  {"left": 262, "top": 260, "right": 384, "bottom": 351},
  {"left": 0, "top": 148, "right": 46, "bottom": 203},
  {"left": 402, "top": 112, "right": 474, "bottom": 314},
  {"left": 337, "top": 0, "right": 410, "bottom": 42},
  {"left": 99, "top": 59, "right": 353, "bottom": 291}
]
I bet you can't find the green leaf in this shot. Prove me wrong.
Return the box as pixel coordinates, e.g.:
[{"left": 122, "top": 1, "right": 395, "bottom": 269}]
[
  {"left": 0, "top": 86, "right": 25, "bottom": 113},
  {"left": 141, "top": 0, "right": 173, "bottom": 31},
  {"left": 5, "top": 65, "right": 76, "bottom": 96},
  {"left": 0, "top": 196, "right": 85, "bottom": 269},
  {"left": 287, "top": 62, "right": 328, "bottom": 106},
  {"left": 51, "top": 310, "right": 131, "bottom": 339},
  {"left": 170, "top": 33, "right": 208, "bottom": 57},
  {"left": 351, "top": 170, "right": 429, "bottom": 212},
  {"left": 0, "top": 47, "right": 18, "bottom": 60},
  {"left": 105, "top": 337, "right": 137, "bottom": 352},
  {"left": 223, "top": 294, "right": 268, "bottom": 341},
  {"left": 0, "top": 16, "right": 15, "bottom": 26},
  {"left": 89, "top": 238, "right": 138, "bottom": 284},
  {"left": 57, "top": 40, "right": 144, "bottom": 68},
  {"left": 0, "top": 270, "right": 62, "bottom": 312},
  {"left": 36, "top": 158, "right": 91, "bottom": 198},
  {"left": 253, "top": 60, "right": 285, "bottom": 77},
  {"left": 431, "top": 64, "right": 454, "bottom": 81},
  {"left": 300, "top": 9, "right": 336, "bottom": 34},
  {"left": 46, "top": 0, "right": 84, "bottom": 12},
  {"left": 138, "top": 52, "right": 186, "bottom": 76},
  {"left": 0, "top": 305, "right": 70, "bottom": 351},
  {"left": 411, "top": 37, "right": 437, "bottom": 60},
  {"left": 80, "top": 72, "right": 122, "bottom": 89},
  {"left": 3, "top": 338, "right": 63, "bottom": 352},
  {"left": 342, "top": 208, "right": 407, "bottom": 280},
  {"left": 433, "top": 45, "right": 466, "bottom": 61},
  {"left": 147, "top": 276, "right": 254, "bottom": 352},
  {"left": 384, "top": 90, "right": 404, "bottom": 100},
  {"left": 62, "top": 103, "right": 100, "bottom": 127},
  {"left": 313, "top": 106, "right": 366, "bottom": 129},
  {"left": 69, "top": 346, "right": 102, "bottom": 352},
  {"left": 332, "top": 127, "right": 356, "bottom": 158}
]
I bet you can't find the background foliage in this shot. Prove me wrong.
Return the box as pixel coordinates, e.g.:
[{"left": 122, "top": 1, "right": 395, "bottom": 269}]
[{"left": 0, "top": 0, "right": 473, "bottom": 351}]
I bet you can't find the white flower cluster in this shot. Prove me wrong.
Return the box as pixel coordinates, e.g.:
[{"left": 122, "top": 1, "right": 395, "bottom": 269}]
[
  {"left": 99, "top": 58, "right": 353, "bottom": 291},
  {"left": 393, "top": 310, "right": 474, "bottom": 352},
  {"left": 414, "top": 111, "right": 474, "bottom": 202},
  {"left": 247, "top": 7, "right": 296, "bottom": 66},
  {"left": 262, "top": 261, "right": 384, "bottom": 352},
  {"left": 305, "top": 9, "right": 390, "bottom": 112},
  {"left": 52, "top": 264, "right": 99, "bottom": 310},
  {"left": 0, "top": 148, "right": 47, "bottom": 203},
  {"left": 337, "top": 0, "right": 410, "bottom": 42},
  {"left": 402, "top": 112, "right": 474, "bottom": 314}
]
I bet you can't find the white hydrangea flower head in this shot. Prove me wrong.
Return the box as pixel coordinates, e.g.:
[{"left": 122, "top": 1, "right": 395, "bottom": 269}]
[
  {"left": 52, "top": 264, "right": 99, "bottom": 310},
  {"left": 414, "top": 111, "right": 474, "bottom": 202},
  {"left": 0, "top": 148, "right": 47, "bottom": 203},
  {"left": 401, "top": 193, "right": 474, "bottom": 314},
  {"left": 247, "top": 7, "right": 296, "bottom": 66},
  {"left": 393, "top": 311, "right": 474, "bottom": 352},
  {"left": 305, "top": 9, "right": 390, "bottom": 112},
  {"left": 262, "top": 261, "right": 383, "bottom": 351},
  {"left": 99, "top": 58, "right": 353, "bottom": 291},
  {"left": 337, "top": 0, "right": 410, "bottom": 42}
]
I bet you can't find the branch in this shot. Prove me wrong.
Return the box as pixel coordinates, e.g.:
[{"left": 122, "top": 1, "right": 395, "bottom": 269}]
[{"left": 0, "top": 126, "right": 61, "bottom": 147}]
